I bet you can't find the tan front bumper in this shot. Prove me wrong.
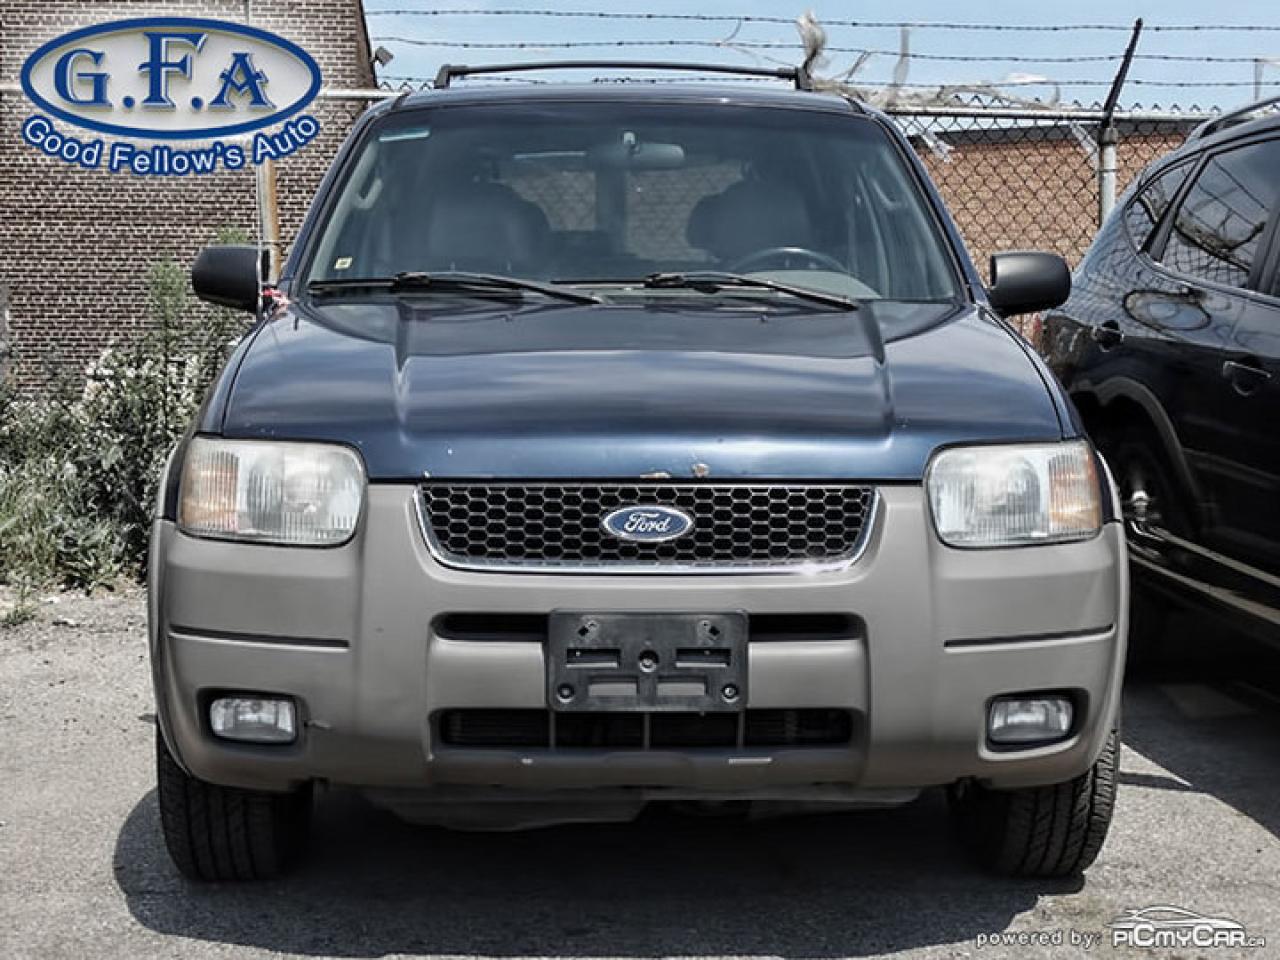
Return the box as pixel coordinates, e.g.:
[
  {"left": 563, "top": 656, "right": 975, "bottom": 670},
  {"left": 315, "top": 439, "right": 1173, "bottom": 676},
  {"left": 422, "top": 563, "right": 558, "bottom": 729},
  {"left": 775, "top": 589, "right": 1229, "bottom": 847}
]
[{"left": 149, "top": 484, "right": 1127, "bottom": 794}]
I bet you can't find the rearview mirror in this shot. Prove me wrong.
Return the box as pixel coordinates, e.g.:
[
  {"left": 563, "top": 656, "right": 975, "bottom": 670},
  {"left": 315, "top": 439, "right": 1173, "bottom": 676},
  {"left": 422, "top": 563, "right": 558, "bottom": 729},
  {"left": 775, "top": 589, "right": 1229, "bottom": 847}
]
[
  {"left": 191, "top": 245, "right": 267, "bottom": 313},
  {"left": 588, "top": 140, "right": 685, "bottom": 170},
  {"left": 987, "top": 251, "right": 1070, "bottom": 318}
]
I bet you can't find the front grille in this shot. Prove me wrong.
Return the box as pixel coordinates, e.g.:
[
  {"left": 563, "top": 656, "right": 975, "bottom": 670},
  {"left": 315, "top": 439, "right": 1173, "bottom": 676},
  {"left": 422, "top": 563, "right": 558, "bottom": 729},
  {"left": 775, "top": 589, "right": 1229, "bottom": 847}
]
[
  {"left": 437, "top": 709, "right": 855, "bottom": 750},
  {"left": 418, "top": 483, "right": 876, "bottom": 572}
]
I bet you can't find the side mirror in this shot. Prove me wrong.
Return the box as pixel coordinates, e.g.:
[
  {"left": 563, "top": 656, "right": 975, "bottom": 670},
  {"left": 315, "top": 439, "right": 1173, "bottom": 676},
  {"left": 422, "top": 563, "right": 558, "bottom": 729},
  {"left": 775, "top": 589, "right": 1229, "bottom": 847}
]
[
  {"left": 192, "top": 245, "right": 267, "bottom": 312},
  {"left": 987, "top": 251, "right": 1070, "bottom": 318}
]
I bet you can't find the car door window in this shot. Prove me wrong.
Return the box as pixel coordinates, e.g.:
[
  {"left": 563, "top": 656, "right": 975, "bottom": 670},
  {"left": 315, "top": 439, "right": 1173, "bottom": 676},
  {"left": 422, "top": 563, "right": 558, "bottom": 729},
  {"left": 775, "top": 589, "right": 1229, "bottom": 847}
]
[
  {"left": 1159, "top": 138, "right": 1280, "bottom": 290},
  {"left": 1124, "top": 160, "right": 1191, "bottom": 251}
]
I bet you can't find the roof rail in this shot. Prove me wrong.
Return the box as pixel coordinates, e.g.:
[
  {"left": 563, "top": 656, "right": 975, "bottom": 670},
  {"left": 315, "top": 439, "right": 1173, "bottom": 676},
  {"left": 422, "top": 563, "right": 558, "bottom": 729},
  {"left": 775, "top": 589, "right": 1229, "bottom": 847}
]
[
  {"left": 1189, "top": 94, "right": 1280, "bottom": 141},
  {"left": 433, "top": 60, "right": 814, "bottom": 91}
]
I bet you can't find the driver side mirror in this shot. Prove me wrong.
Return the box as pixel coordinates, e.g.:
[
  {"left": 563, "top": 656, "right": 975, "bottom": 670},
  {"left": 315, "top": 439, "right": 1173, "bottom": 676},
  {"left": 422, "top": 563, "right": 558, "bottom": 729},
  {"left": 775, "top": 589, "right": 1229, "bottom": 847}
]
[
  {"left": 987, "top": 251, "right": 1070, "bottom": 318},
  {"left": 191, "top": 245, "right": 268, "bottom": 313}
]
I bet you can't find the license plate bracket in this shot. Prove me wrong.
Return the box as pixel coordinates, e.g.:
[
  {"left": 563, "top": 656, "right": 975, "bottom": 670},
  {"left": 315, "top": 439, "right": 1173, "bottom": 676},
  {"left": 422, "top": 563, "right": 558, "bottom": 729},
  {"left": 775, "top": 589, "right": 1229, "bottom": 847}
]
[{"left": 547, "top": 612, "right": 748, "bottom": 712}]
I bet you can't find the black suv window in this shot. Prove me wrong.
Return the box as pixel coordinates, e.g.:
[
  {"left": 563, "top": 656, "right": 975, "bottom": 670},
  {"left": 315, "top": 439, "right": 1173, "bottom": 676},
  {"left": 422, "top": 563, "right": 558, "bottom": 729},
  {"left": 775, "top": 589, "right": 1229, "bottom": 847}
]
[
  {"left": 1159, "top": 139, "right": 1280, "bottom": 290},
  {"left": 1124, "top": 160, "right": 1191, "bottom": 251}
]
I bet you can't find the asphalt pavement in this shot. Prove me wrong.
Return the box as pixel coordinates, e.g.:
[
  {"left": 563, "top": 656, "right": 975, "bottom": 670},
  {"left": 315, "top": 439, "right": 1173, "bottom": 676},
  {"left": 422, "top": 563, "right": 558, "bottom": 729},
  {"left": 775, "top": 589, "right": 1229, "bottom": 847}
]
[{"left": 2, "top": 588, "right": 1278, "bottom": 960}]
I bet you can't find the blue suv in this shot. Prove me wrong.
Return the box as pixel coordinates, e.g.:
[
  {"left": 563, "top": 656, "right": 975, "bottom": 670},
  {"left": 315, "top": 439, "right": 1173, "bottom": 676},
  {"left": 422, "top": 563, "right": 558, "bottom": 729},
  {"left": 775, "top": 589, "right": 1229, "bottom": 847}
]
[{"left": 150, "top": 63, "right": 1127, "bottom": 881}]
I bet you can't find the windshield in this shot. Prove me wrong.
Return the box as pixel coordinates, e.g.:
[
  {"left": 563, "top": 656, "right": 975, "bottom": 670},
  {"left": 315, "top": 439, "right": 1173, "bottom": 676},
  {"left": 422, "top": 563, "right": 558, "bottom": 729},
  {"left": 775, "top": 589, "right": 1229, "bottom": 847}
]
[{"left": 302, "top": 101, "right": 962, "bottom": 302}]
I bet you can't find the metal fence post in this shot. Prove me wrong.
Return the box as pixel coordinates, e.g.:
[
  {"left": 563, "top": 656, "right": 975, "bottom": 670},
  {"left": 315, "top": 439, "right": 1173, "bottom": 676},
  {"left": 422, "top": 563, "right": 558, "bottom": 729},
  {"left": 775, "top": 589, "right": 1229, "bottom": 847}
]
[
  {"left": 1098, "top": 124, "right": 1120, "bottom": 224},
  {"left": 0, "top": 283, "right": 9, "bottom": 386},
  {"left": 1097, "top": 18, "right": 1144, "bottom": 227},
  {"left": 256, "top": 158, "right": 282, "bottom": 283}
]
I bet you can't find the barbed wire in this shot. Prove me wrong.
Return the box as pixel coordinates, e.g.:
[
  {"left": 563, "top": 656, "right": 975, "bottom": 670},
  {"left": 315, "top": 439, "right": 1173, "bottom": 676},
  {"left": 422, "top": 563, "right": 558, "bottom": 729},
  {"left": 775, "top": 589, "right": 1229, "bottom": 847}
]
[
  {"left": 365, "top": 9, "right": 1280, "bottom": 31},
  {"left": 379, "top": 73, "right": 1277, "bottom": 90},
  {"left": 368, "top": 10, "right": 1280, "bottom": 106},
  {"left": 372, "top": 37, "right": 1279, "bottom": 66},
  {"left": 371, "top": 76, "right": 1226, "bottom": 112}
]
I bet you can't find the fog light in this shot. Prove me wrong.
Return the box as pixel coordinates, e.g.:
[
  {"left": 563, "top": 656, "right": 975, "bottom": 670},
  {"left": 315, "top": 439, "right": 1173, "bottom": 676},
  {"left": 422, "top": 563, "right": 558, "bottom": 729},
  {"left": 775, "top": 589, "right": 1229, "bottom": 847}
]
[
  {"left": 988, "top": 696, "right": 1073, "bottom": 745},
  {"left": 209, "top": 697, "right": 297, "bottom": 743}
]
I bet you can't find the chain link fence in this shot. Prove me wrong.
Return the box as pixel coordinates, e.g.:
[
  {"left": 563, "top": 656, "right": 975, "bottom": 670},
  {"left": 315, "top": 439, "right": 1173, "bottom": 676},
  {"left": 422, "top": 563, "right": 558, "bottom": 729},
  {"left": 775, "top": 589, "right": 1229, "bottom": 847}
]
[
  {"left": 321, "top": 88, "right": 1211, "bottom": 346},
  {"left": 887, "top": 102, "right": 1202, "bottom": 270},
  {"left": 881, "top": 99, "right": 1206, "bottom": 338},
  {"left": 314, "top": 88, "right": 1212, "bottom": 346},
  {"left": 328, "top": 87, "right": 1206, "bottom": 267}
]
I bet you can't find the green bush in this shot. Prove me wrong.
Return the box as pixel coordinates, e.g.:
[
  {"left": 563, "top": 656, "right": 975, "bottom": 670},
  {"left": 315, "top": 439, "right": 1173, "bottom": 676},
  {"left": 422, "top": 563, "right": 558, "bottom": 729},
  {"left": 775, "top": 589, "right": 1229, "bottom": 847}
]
[{"left": 0, "top": 238, "right": 251, "bottom": 592}]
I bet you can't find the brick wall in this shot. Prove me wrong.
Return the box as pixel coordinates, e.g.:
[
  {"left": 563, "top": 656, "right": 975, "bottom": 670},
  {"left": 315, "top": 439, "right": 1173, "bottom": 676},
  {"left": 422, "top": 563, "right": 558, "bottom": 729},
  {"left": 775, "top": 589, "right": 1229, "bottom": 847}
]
[
  {"left": 0, "top": 0, "right": 373, "bottom": 389},
  {"left": 915, "top": 124, "right": 1190, "bottom": 272},
  {"left": 0, "top": 7, "right": 1194, "bottom": 392}
]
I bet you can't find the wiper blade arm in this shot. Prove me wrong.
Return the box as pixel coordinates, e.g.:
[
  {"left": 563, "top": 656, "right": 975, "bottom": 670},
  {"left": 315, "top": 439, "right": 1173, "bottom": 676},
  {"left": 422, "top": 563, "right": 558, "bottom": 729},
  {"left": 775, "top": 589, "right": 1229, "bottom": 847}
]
[
  {"left": 306, "top": 277, "right": 395, "bottom": 294},
  {"left": 642, "top": 271, "right": 858, "bottom": 311},
  {"left": 393, "top": 271, "right": 601, "bottom": 304},
  {"left": 307, "top": 271, "right": 600, "bottom": 305}
]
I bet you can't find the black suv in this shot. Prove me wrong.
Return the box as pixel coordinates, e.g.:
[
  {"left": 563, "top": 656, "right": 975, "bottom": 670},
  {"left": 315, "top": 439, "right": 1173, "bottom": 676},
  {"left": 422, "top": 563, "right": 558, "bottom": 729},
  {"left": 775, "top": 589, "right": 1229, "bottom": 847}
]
[{"left": 1044, "top": 99, "right": 1280, "bottom": 652}]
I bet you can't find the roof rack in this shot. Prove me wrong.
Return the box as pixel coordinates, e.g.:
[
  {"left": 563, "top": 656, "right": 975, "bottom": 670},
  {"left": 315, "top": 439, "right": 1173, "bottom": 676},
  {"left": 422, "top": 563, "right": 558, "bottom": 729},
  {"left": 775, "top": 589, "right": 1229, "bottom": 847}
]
[
  {"left": 1189, "top": 94, "right": 1280, "bottom": 141},
  {"left": 433, "top": 60, "right": 814, "bottom": 91}
]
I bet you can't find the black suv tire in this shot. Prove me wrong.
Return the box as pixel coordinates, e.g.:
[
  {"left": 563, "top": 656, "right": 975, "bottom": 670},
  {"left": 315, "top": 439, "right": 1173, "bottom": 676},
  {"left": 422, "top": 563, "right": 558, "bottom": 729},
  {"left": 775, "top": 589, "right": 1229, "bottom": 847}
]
[
  {"left": 155, "top": 729, "right": 312, "bottom": 881},
  {"left": 948, "top": 729, "right": 1118, "bottom": 877}
]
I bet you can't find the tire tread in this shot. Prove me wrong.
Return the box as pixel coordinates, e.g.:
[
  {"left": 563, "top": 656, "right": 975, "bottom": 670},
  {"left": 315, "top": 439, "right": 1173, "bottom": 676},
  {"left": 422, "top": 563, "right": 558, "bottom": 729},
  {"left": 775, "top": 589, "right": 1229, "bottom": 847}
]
[
  {"left": 952, "top": 729, "right": 1118, "bottom": 878},
  {"left": 155, "top": 729, "right": 310, "bottom": 881}
]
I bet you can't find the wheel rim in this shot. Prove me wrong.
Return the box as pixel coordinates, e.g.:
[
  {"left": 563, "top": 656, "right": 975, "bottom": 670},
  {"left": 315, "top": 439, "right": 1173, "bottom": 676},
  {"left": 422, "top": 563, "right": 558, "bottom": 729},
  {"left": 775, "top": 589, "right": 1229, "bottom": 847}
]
[{"left": 1117, "top": 453, "right": 1165, "bottom": 529}]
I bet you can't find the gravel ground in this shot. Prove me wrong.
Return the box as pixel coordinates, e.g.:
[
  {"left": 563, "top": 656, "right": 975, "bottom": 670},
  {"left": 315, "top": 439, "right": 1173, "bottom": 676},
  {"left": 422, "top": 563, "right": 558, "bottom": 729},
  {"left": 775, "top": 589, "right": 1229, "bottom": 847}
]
[{"left": 1, "top": 588, "right": 1278, "bottom": 960}]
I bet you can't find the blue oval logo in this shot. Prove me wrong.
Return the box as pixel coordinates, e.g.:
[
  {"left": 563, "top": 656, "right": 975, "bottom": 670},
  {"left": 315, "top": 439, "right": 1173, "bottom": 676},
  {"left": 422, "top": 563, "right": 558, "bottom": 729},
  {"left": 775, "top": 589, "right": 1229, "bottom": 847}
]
[
  {"left": 20, "top": 17, "right": 322, "bottom": 141},
  {"left": 601, "top": 505, "right": 695, "bottom": 543}
]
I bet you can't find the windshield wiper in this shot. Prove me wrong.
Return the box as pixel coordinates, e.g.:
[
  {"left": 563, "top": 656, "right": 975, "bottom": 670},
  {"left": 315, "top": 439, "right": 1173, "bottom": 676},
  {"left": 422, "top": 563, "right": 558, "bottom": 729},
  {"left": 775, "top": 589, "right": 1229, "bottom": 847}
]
[
  {"left": 641, "top": 271, "right": 859, "bottom": 312},
  {"left": 307, "top": 271, "right": 601, "bottom": 305}
]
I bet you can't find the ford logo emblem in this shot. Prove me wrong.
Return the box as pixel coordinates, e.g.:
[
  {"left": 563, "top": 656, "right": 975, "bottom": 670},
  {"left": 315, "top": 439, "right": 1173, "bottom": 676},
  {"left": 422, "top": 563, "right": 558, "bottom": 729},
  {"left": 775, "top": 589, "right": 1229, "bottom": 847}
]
[{"left": 601, "top": 505, "right": 695, "bottom": 543}]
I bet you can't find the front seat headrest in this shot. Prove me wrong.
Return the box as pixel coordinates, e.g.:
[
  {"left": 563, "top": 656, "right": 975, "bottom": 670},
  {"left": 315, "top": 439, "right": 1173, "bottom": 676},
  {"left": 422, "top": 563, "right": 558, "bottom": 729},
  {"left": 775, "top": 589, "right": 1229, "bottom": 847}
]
[
  {"left": 422, "top": 181, "right": 549, "bottom": 273},
  {"left": 687, "top": 177, "right": 814, "bottom": 262}
]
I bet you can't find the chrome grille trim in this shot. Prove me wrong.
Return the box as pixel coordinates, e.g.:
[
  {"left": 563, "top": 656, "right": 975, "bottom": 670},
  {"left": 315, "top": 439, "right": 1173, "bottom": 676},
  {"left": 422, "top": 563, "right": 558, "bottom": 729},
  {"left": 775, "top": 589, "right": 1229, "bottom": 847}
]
[{"left": 414, "top": 483, "right": 879, "bottom": 575}]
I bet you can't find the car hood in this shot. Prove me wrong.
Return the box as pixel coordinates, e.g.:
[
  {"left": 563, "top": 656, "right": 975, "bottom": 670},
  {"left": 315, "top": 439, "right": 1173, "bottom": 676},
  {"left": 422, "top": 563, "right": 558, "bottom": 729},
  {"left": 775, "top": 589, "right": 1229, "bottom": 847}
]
[{"left": 218, "top": 297, "right": 1064, "bottom": 480}]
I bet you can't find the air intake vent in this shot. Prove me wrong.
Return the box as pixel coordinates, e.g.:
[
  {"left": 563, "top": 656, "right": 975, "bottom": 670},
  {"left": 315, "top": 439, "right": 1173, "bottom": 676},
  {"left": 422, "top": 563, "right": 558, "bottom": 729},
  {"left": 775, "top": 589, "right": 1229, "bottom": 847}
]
[{"left": 437, "top": 709, "right": 855, "bottom": 749}]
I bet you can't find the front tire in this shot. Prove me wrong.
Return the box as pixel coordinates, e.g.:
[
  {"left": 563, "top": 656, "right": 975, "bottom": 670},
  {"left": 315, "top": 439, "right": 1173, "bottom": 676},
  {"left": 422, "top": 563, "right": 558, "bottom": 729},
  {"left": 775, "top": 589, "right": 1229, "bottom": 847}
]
[
  {"left": 948, "top": 729, "right": 1118, "bottom": 877},
  {"left": 155, "top": 728, "right": 312, "bottom": 881}
]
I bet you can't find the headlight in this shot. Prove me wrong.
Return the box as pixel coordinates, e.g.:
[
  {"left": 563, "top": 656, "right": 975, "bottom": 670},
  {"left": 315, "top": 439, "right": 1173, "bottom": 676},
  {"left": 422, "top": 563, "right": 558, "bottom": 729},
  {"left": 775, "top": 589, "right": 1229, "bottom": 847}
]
[
  {"left": 178, "top": 438, "right": 365, "bottom": 545},
  {"left": 926, "top": 441, "right": 1102, "bottom": 548}
]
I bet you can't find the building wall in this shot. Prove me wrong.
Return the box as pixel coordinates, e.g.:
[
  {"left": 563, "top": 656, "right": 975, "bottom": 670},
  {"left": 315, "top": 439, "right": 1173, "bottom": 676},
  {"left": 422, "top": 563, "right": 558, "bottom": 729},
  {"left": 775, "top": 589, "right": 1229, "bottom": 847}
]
[
  {"left": 0, "top": 0, "right": 373, "bottom": 389},
  {"left": 0, "top": 7, "right": 1193, "bottom": 392},
  {"left": 918, "top": 128, "right": 1189, "bottom": 272}
]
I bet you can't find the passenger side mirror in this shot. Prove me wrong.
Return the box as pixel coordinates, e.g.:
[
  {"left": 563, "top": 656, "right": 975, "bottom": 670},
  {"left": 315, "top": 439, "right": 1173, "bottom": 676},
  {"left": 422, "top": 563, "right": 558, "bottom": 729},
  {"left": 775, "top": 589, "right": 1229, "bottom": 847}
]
[
  {"left": 191, "top": 245, "right": 268, "bottom": 313},
  {"left": 987, "top": 251, "right": 1071, "bottom": 318}
]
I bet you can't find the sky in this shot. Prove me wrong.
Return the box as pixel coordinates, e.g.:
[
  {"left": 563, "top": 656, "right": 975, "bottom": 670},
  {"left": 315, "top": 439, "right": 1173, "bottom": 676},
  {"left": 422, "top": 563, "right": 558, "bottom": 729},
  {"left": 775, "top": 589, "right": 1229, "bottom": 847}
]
[{"left": 364, "top": 0, "right": 1280, "bottom": 110}]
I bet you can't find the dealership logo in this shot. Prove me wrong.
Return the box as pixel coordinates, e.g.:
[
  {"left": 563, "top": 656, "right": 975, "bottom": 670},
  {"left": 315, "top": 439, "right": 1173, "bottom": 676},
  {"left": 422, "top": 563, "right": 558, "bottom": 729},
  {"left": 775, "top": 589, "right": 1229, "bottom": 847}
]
[{"left": 18, "top": 17, "right": 322, "bottom": 175}]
